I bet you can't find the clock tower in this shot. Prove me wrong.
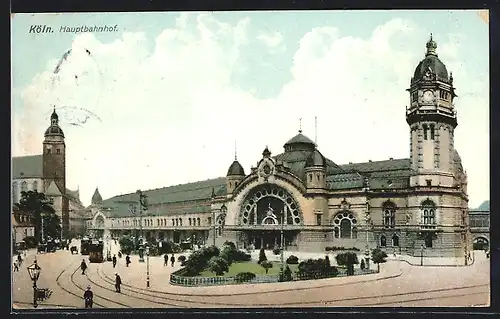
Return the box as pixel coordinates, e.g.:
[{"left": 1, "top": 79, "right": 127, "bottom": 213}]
[
  {"left": 406, "top": 34, "right": 458, "bottom": 188},
  {"left": 43, "top": 108, "right": 66, "bottom": 194}
]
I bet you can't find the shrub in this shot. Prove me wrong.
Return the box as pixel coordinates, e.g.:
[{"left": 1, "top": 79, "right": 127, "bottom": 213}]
[
  {"left": 223, "top": 241, "right": 237, "bottom": 250},
  {"left": 119, "top": 236, "right": 135, "bottom": 255},
  {"left": 325, "top": 246, "right": 361, "bottom": 252},
  {"left": 273, "top": 247, "right": 281, "bottom": 255},
  {"left": 235, "top": 272, "right": 256, "bottom": 282},
  {"left": 281, "top": 265, "right": 293, "bottom": 282},
  {"left": 220, "top": 247, "right": 234, "bottom": 266},
  {"left": 258, "top": 248, "right": 267, "bottom": 264},
  {"left": 360, "top": 259, "right": 366, "bottom": 270},
  {"left": 183, "top": 245, "right": 221, "bottom": 276},
  {"left": 207, "top": 256, "right": 229, "bottom": 276},
  {"left": 324, "top": 255, "right": 331, "bottom": 267},
  {"left": 260, "top": 261, "right": 273, "bottom": 274},
  {"left": 335, "top": 252, "right": 359, "bottom": 276},
  {"left": 233, "top": 250, "right": 252, "bottom": 262},
  {"left": 297, "top": 258, "right": 338, "bottom": 280},
  {"left": 286, "top": 255, "right": 299, "bottom": 265},
  {"left": 177, "top": 255, "right": 186, "bottom": 263},
  {"left": 371, "top": 248, "right": 388, "bottom": 272}
]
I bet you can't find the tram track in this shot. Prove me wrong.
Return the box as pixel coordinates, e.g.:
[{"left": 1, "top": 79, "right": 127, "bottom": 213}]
[{"left": 93, "top": 263, "right": 490, "bottom": 308}]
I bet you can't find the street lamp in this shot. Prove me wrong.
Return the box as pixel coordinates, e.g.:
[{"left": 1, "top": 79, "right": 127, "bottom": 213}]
[
  {"left": 280, "top": 214, "right": 285, "bottom": 280},
  {"left": 420, "top": 244, "right": 425, "bottom": 266},
  {"left": 27, "top": 260, "right": 41, "bottom": 308},
  {"left": 145, "top": 244, "right": 150, "bottom": 288}
]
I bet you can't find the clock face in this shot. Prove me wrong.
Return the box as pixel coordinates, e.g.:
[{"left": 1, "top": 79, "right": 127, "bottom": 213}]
[{"left": 423, "top": 90, "right": 434, "bottom": 103}]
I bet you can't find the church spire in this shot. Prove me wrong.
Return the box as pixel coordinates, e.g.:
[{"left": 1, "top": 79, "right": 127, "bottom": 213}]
[
  {"left": 234, "top": 140, "right": 237, "bottom": 160},
  {"left": 426, "top": 33, "right": 438, "bottom": 56}
]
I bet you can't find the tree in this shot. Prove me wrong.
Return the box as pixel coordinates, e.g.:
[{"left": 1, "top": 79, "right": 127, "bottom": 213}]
[
  {"left": 360, "top": 259, "right": 366, "bottom": 270},
  {"left": 260, "top": 261, "right": 273, "bottom": 274},
  {"left": 207, "top": 256, "right": 229, "bottom": 276},
  {"left": 14, "top": 191, "right": 58, "bottom": 242},
  {"left": 335, "top": 252, "right": 359, "bottom": 276},
  {"left": 258, "top": 248, "right": 267, "bottom": 264},
  {"left": 371, "top": 248, "right": 388, "bottom": 272},
  {"left": 119, "top": 236, "right": 135, "bottom": 254}
]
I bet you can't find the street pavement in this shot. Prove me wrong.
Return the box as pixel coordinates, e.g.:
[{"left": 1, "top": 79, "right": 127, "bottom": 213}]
[{"left": 12, "top": 240, "right": 490, "bottom": 309}]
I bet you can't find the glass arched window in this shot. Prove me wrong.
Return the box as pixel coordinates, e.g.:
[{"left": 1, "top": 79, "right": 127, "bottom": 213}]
[
  {"left": 421, "top": 199, "right": 436, "bottom": 225},
  {"left": 392, "top": 234, "right": 399, "bottom": 247},
  {"left": 383, "top": 201, "right": 397, "bottom": 228},
  {"left": 189, "top": 218, "right": 192, "bottom": 226},
  {"left": 12, "top": 182, "right": 18, "bottom": 203},
  {"left": 197, "top": 218, "right": 201, "bottom": 226},
  {"left": 32, "top": 181, "right": 38, "bottom": 192},
  {"left": 179, "top": 219, "right": 182, "bottom": 227},
  {"left": 380, "top": 235, "right": 387, "bottom": 247},
  {"left": 172, "top": 219, "right": 175, "bottom": 226},
  {"left": 332, "top": 211, "right": 358, "bottom": 239},
  {"left": 20, "top": 181, "right": 28, "bottom": 193}
]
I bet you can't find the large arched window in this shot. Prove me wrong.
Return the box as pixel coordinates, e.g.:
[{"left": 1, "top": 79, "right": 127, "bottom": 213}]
[
  {"left": 421, "top": 199, "right": 436, "bottom": 225},
  {"left": 332, "top": 211, "right": 358, "bottom": 239},
  {"left": 383, "top": 201, "right": 396, "bottom": 228},
  {"left": 380, "top": 234, "right": 387, "bottom": 247},
  {"left": 20, "top": 181, "right": 28, "bottom": 193},
  {"left": 239, "top": 183, "right": 302, "bottom": 226},
  {"left": 12, "top": 182, "right": 18, "bottom": 203},
  {"left": 32, "top": 181, "right": 38, "bottom": 192},
  {"left": 392, "top": 234, "right": 399, "bottom": 247}
]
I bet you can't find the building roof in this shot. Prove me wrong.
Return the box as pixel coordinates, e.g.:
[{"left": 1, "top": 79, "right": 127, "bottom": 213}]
[
  {"left": 412, "top": 35, "right": 450, "bottom": 84},
  {"left": 12, "top": 155, "right": 43, "bottom": 178},
  {"left": 227, "top": 161, "right": 245, "bottom": 176},
  {"left": 101, "top": 177, "right": 226, "bottom": 218},
  {"left": 92, "top": 188, "right": 103, "bottom": 204}
]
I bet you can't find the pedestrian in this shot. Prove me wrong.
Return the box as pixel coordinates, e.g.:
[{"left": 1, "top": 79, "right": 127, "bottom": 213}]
[
  {"left": 13, "top": 261, "right": 19, "bottom": 272},
  {"left": 118, "top": 251, "right": 122, "bottom": 258},
  {"left": 114, "top": 273, "right": 122, "bottom": 293},
  {"left": 81, "top": 259, "right": 87, "bottom": 275},
  {"left": 164, "top": 254, "right": 168, "bottom": 267},
  {"left": 125, "top": 254, "right": 131, "bottom": 267},
  {"left": 170, "top": 254, "right": 175, "bottom": 267},
  {"left": 17, "top": 253, "right": 22, "bottom": 266},
  {"left": 83, "top": 286, "right": 93, "bottom": 308},
  {"left": 112, "top": 254, "right": 117, "bottom": 268}
]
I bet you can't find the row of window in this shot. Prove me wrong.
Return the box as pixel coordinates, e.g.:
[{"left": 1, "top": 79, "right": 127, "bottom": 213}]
[
  {"left": 12, "top": 181, "right": 39, "bottom": 203},
  {"left": 469, "top": 216, "right": 490, "bottom": 228},
  {"left": 111, "top": 217, "right": 206, "bottom": 228},
  {"left": 46, "top": 148, "right": 61, "bottom": 154}
]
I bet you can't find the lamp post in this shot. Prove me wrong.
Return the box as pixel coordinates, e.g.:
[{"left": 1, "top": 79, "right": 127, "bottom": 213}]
[
  {"left": 27, "top": 260, "right": 41, "bottom": 308},
  {"left": 145, "top": 245, "right": 150, "bottom": 288},
  {"left": 420, "top": 244, "right": 425, "bottom": 266},
  {"left": 213, "top": 204, "right": 227, "bottom": 247},
  {"left": 280, "top": 214, "right": 285, "bottom": 280}
]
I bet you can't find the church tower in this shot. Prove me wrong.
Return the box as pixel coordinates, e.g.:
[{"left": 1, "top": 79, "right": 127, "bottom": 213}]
[
  {"left": 406, "top": 35, "right": 457, "bottom": 188},
  {"left": 43, "top": 109, "right": 66, "bottom": 193}
]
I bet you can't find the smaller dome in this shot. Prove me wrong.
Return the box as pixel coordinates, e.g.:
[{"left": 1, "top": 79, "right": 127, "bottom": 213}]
[
  {"left": 305, "top": 149, "right": 326, "bottom": 168},
  {"left": 227, "top": 160, "right": 245, "bottom": 176},
  {"left": 51, "top": 109, "right": 59, "bottom": 121},
  {"left": 412, "top": 34, "right": 449, "bottom": 83},
  {"left": 262, "top": 146, "right": 271, "bottom": 158},
  {"left": 91, "top": 187, "right": 103, "bottom": 205}
]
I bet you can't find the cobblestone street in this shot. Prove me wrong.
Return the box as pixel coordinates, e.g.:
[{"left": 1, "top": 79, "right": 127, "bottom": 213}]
[{"left": 12, "top": 240, "right": 490, "bottom": 309}]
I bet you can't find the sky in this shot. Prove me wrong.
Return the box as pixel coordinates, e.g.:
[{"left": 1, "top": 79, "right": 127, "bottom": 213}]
[{"left": 11, "top": 10, "right": 489, "bottom": 208}]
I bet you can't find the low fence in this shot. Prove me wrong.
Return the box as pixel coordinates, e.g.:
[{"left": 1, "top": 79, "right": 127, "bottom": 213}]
[{"left": 170, "top": 267, "right": 378, "bottom": 287}]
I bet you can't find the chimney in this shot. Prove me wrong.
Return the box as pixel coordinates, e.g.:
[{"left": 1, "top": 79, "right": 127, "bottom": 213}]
[{"left": 389, "top": 157, "right": 394, "bottom": 160}]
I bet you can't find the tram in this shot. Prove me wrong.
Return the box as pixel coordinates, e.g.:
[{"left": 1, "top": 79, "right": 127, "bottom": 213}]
[
  {"left": 80, "top": 237, "right": 91, "bottom": 255},
  {"left": 88, "top": 240, "right": 104, "bottom": 263}
]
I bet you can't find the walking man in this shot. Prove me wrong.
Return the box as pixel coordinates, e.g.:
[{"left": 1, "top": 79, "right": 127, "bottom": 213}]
[
  {"left": 114, "top": 273, "right": 122, "bottom": 293},
  {"left": 170, "top": 254, "right": 175, "bottom": 267},
  {"left": 164, "top": 254, "right": 168, "bottom": 267},
  {"left": 83, "top": 286, "right": 93, "bottom": 308},
  {"left": 125, "top": 254, "right": 131, "bottom": 267},
  {"left": 112, "top": 254, "right": 117, "bottom": 268},
  {"left": 81, "top": 259, "right": 88, "bottom": 275},
  {"left": 13, "top": 261, "right": 19, "bottom": 272}
]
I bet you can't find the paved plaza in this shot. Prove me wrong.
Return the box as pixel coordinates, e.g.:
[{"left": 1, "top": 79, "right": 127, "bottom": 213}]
[{"left": 12, "top": 240, "right": 490, "bottom": 309}]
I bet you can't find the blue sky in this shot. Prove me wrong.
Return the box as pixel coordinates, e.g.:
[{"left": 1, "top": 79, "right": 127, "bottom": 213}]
[{"left": 11, "top": 10, "right": 489, "bottom": 207}]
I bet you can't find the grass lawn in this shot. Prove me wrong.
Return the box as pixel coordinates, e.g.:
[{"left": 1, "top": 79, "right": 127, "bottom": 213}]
[{"left": 198, "top": 262, "right": 299, "bottom": 277}]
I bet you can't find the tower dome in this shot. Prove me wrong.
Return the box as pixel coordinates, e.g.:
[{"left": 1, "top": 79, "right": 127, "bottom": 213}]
[
  {"left": 44, "top": 108, "right": 65, "bottom": 138},
  {"left": 305, "top": 149, "right": 327, "bottom": 168},
  {"left": 91, "top": 187, "right": 103, "bottom": 205},
  {"left": 411, "top": 34, "right": 450, "bottom": 83},
  {"left": 283, "top": 131, "right": 316, "bottom": 152},
  {"left": 227, "top": 160, "right": 245, "bottom": 176}
]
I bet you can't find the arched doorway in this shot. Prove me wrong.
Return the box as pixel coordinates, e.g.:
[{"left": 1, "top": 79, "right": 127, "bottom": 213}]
[
  {"left": 473, "top": 237, "right": 489, "bottom": 250},
  {"left": 239, "top": 183, "right": 302, "bottom": 249}
]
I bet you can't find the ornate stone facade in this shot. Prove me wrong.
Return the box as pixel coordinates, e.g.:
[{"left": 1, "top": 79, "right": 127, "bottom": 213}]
[{"left": 87, "top": 36, "right": 471, "bottom": 258}]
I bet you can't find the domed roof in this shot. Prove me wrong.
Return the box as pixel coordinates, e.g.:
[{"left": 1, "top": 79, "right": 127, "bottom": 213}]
[
  {"left": 91, "top": 187, "right": 103, "bottom": 204},
  {"left": 44, "top": 126, "right": 65, "bottom": 137},
  {"left": 227, "top": 160, "right": 245, "bottom": 176},
  {"left": 412, "top": 35, "right": 449, "bottom": 83},
  {"left": 284, "top": 131, "right": 316, "bottom": 152},
  {"left": 51, "top": 109, "right": 59, "bottom": 120},
  {"left": 305, "top": 149, "right": 327, "bottom": 168}
]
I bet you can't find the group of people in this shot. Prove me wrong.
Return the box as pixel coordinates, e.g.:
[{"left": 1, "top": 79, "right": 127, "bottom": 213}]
[
  {"left": 164, "top": 254, "right": 176, "bottom": 267},
  {"left": 82, "top": 274, "right": 122, "bottom": 308},
  {"left": 12, "top": 253, "right": 24, "bottom": 272}
]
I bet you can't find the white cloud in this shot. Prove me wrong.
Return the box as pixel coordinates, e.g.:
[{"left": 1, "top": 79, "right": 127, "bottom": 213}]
[
  {"left": 12, "top": 14, "right": 489, "bottom": 208},
  {"left": 257, "top": 30, "right": 284, "bottom": 53}
]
